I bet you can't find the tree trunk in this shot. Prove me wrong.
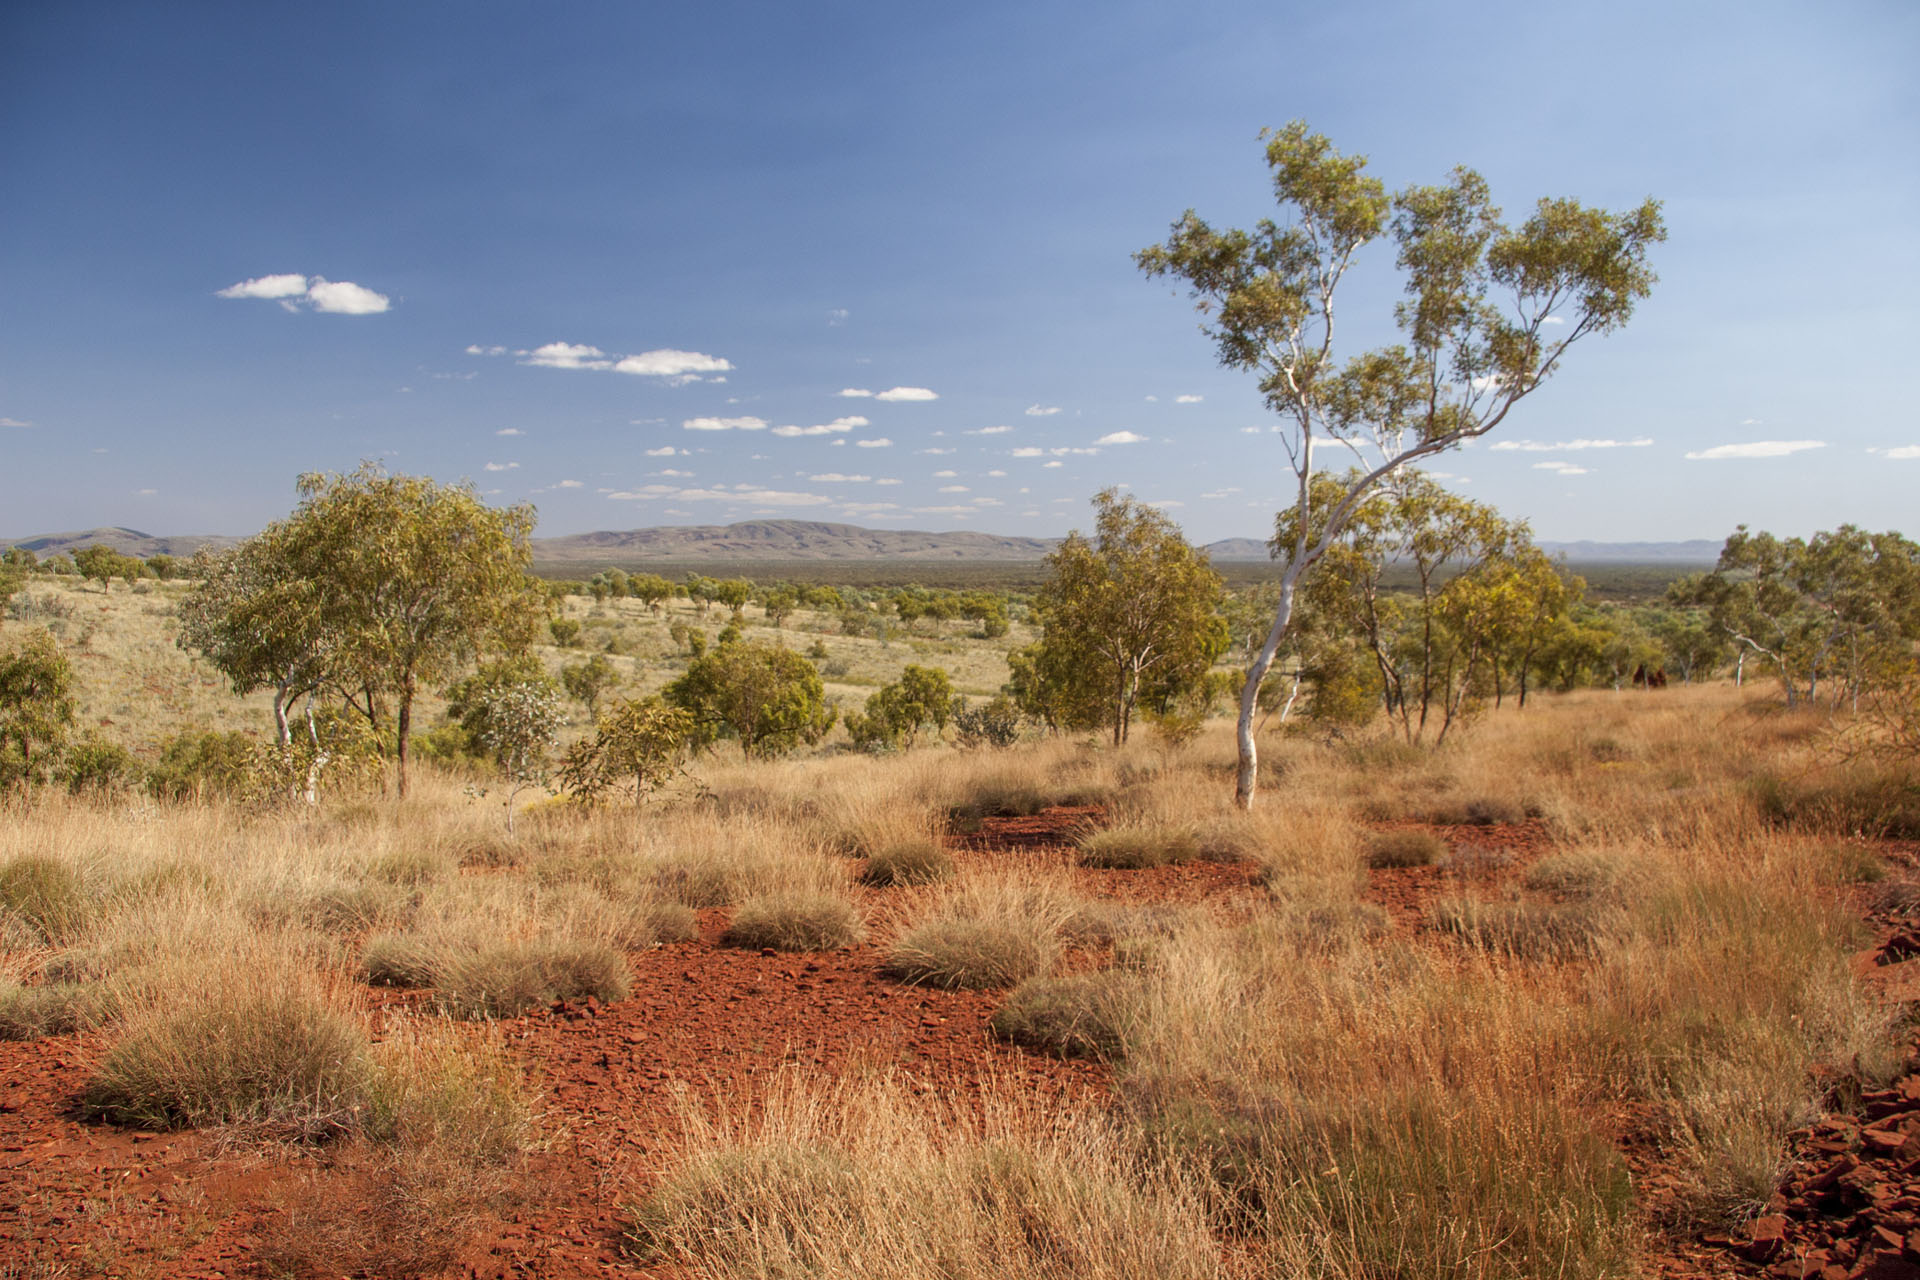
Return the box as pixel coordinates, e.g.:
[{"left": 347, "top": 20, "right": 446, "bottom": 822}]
[
  {"left": 1236, "top": 575, "right": 1298, "bottom": 810},
  {"left": 396, "top": 677, "right": 413, "bottom": 799}
]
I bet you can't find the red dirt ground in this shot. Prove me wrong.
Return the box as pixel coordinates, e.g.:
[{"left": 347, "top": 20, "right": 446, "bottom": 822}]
[{"left": 2, "top": 816, "right": 1915, "bottom": 1278}]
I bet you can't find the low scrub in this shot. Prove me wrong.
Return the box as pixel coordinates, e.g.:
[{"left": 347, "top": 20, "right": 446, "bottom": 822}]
[
  {"left": 1077, "top": 826, "right": 1199, "bottom": 871},
  {"left": 1430, "top": 897, "right": 1608, "bottom": 961},
  {"left": 882, "top": 873, "right": 1083, "bottom": 990},
  {"left": 0, "top": 854, "right": 91, "bottom": 943},
  {"left": 0, "top": 979, "right": 112, "bottom": 1040},
  {"left": 858, "top": 839, "right": 953, "bottom": 887},
  {"left": 1364, "top": 830, "right": 1448, "bottom": 869},
  {"left": 427, "top": 938, "right": 631, "bottom": 1018},
  {"left": 722, "top": 894, "right": 866, "bottom": 952},
  {"left": 1750, "top": 765, "right": 1920, "bottom": 839},
  {"left": 991, "top": 972, "right": 1137, "bottom": 1060}
]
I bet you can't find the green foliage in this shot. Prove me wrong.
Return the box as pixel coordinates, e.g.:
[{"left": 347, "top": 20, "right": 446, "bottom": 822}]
[
  {"left": 1022, "top": 489, "right": 1226, "bottom": 745},
  {"left": 73, "top": 543, "right": 143, "bottom": 592},
  {"left": 664, "top": 638, "right": 834, "bottom": 757},
  {"left": 549, "top": 616, "right": 582, "bottom": 648},
  {"left": 61, "top": 735, "right": 140, "bottom": 795},
  {"left": 147, "top": 729, "right": 261, "bottom": 800},
  {"left": 560, "top": 654, "right": 620, "bottom": 715},
  {"left": 559, "top": 695, "right": 696, "bottom": 805},
  {"left": 0, "top": 627, "right": 74, "bottom": 790},
  {"left": 845, "top": 664, "right": 958, "bottom": 751},
  {"left": 446, "top": 658, "right": 565, "bottom": 776},
  {"left": 953, "top": 695, "right": 1023, "bottom": 749}
]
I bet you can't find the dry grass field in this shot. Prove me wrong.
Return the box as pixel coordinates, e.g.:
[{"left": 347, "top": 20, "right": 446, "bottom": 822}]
[{"left": 3, "top": 580, "right": 1919, "bottom": 1278}]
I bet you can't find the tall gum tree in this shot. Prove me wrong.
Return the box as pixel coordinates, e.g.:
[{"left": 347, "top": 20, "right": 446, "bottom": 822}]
[{"left": 1137, "top": 123, "right": 1663, "bottom": 808}]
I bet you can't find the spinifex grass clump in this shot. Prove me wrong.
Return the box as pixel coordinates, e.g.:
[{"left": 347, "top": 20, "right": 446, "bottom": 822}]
[
  {"left": 0, "top": 979, "right": 112, "bottom": 1040},
  {"left": 1365, "top": 830, "right": 1448, "bottom": 869},
  {"left": 882, "top": 872, "right": 1082, "bottom": 990},
  {"left": 722, "top": 893, "right": 866, "bottom": 951},
  {"left": 364, "top": 934, "right": 630, "bottom": 1018},
  {"left": 991, "top": 971, "right": 1138, "bottom": 1060},
  {"left": 858, "top": 839, "right": 952, "bottom": 887},
  {"left": 1076, "top": 826, "right": 1199, "bottom": 870},
  {"left": 0, "top": 854, "right": 92, "bottom": 943},
  {"left": 1430, "top": 897, "right": 1609, "bottom": 962},
  {"left": 626, "top": 1074, "right": 1220, "bottom": 1280}
]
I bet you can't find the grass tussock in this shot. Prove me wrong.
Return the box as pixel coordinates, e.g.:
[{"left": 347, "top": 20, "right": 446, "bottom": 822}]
[
  {"left": 0, "top": 854, "right": 93, "bottom": 943},
  {"left": 0, "top": 979, "right": 113, "bottom": 1040},
  {"left": 858, "top": 839, "right": 953, "bottom": 886},
  {"left": 1076, "top": 826, "right": 1199, "bottom": 870},
  {"left": 722, "top": 893, "right": 867, "bottom": 952},
  {"left": 626, "top": 1073, "right": 1220, "bottom": 1280},
  {"left": 881, "top": 871, "right": 1083, "bottom": 990},
  {"left": 1364, "top": 829, "right": 1449, "bottom": 869},
  {"left": 991, "top": 971, "right": 1138, "bottom": 1060},
  {"left": 1430, "top": 897, "right": 1611, "bottom": 961}
]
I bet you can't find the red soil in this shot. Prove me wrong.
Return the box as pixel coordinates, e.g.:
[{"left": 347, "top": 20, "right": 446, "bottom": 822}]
[{"left": 1, "top": 815, "right": 1912, "bottom": 1278}]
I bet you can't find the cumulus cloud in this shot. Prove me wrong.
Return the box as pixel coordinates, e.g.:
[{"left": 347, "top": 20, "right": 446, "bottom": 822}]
[
  {"left": 608, "top": 485, "right": 830, "bottom": 507},
  {"left": 0, "top": 417, "right": 31, "bottom": 429},
  {"left": 1010, "top": 447, "right": 1044, "bottom": 458},
  {"left": 840, "top": 502, "right": 901, "bottom": 516},
  {"left": 772, "top": 416, "right": 868, "bottom": 438},
  {"left": 876, "top": 478, "right": 903, "bottom": 486},
  {"left": 525, "top": 342, "right": 611, "bottom": 370},
  {"left": 467, "top": 344, "right": 507, "bottom": 357},
  {"left": 875, "top": 386, "right": 938, "bottom": 402},
  {"left": 1490, "top": 437, "right": 1653, "bottom": 452},
  {"left": 612, "top": 349, "right": 734, "bottom": 378},
  {"left": 218, "top": 273, "right": 390, "bottom": 314},
  {"left": 683, "top": 416, "right": 768, "bottom": 432},
  {"left": 1096, "top": 431, "right": 1146, "bottom": 445},
  {"left": 1050, "top": 447, "right": 1099, "bottom": 456},
  {"left": 1025, "top": 404, "right": 1061, "bottom": 417},
  {"left": 1043, "top": 460, "right": 1064, "bottom": 468},
  {"left": 920, "top": 447, "right": 955, "bottom": 455},
  {"left": 653, "top": 468, "right": 694, "bottom": 478},
  {"left": 1174, "top": 394, "right": 1203, "bottom": 404},
  {"left": 826, "top": 308, "right": 849, "bottom": 326},
  {"left": 933, "top": 469, "right": 958, "bottom": 478},
  {"left": 495, "top": 427, "right": 523, "bottom": 437},
  {"left": 938, "top": 485, "right": 970, "bottom": 493},
  {"left": 855, "top": 438, "right": 893, "bottom": 449},
  {"left": 987, "top": 469, "right": 1007, "bottom": 477},
  {"left": 914, "top": 505, "right": 979, "bottom": 517},
  {"left": 1147, "top": 499, "right": 1184, "bottom": 509},
  {"left": 1532, "top": 461, "right": 1590, "bottom": 475},
  {"left": 556, "top": 479, "right": 583, "bottom": 488},
  {"left": 1684, "top": 440, "right": 1827, "bottom": 460},
  {"left": 483, "top": 461, "right": 519, "bottom": 472},
  {"left": 644, "top": 446, "right": 682, "bottom": 456},
  {"left": 1741, "top": 418, "right": 1763, "bottom": 426},
  {"left": 968, "top": 425, "right": 1012, "bottom": 435},
  {"left": 838, "top": 388, "right": 874, "bottom": 398},
  {"left": 811, "top": 473, "right": 871, "bottom": 483},
  {"left": 307, "top": 278, "right": 392, "bottom": 314},
  {"left": 1542, "top": 316, "right": 1566, "bottom": 325},
  {"left": 1872, "top": 445, "right": 1920, "bottom": 460}
]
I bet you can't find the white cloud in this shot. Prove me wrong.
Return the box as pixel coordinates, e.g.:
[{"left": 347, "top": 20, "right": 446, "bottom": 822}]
[
  {"left": 876, "top": 478, "right": 903, "bottom": 486},
  {"left": 495, "top": 427, "right": 523, "bottom": 437},
  {"left": 913, "top": 505, "right": 978, "bottom": 517},
  {"left": 837, "top": 388, "right": 874, "bottom": 398},
  {"left": 1239, "top": 426, "right": 1263, "bottom": 435},
  {"left": 1096, "top": 431, "right": 1146, "bottom": 445},
  {"left": 1741, "top": 418, "right": 1763, "bottom": 426},
  {"left": 1025, "top": 404, "right": 1061, "bottom": 417},
  {"left": 218, "top": 273, "right": 388, "bottom": 314},
  {"left": 1144, "top": 395, "right": 1158, "bottom": 403},
  {"left": 307, "top": 278, "right": 391, "bottom": 314},
  {"left": 644, "top": 446, "right": 682, "bottom": 457},
  {"left": 1043, "top": 460, "right": 1064, "bottom": 468},
  {"left": 771, "top": 416, "right": 869, "bottom": 438},
  {"left": 0, "top": 417, "right": 31, "bottom": 428},
  {"left": 556, "top": 479, "right": 583, "bottom": 488},
  {"left": 137, "top": 487, "right": 157, "bottom": 496},
  {"left": 968, "top": 425, "right": 1012, "bottom": 435},
  {"left": 875, "top": 386, "right": 938, "bottom": 402},
  {"left": 970, "top": 497, "right": 1002, "bottom": 506},
  {"left": 855, "top": 438, "right": 893, "bottom": 449},
  {"left": 1200, "top": 488, "right": 1241, "bottom": 499},
  {"left": 811, "top": 473, "right": 871, "bottom": 483},
  {"left": 933, "top": 469, "right": 958, "bottom": 478},
  {"left": 1010, "top": 447, "right": 1045, "bottom": 458},
  {"left": 1174, "top": 394, "right": 1203, "bottom": 404},
  {"left": 826, "top": 308, "right": 849, "bottom": 326},
  {"left": 1147, "top": 499, "right": 1184, "bottom": 509},
  {"left": 483, "top": 461, "right": 519, "bottom": 472},
  {"left": 683, "top": 416, "right": 768, "bottom": 432},
  {"left": 920, "top": 447, "right": 956, "bottom": 455},
  {"left": 1876, "top": 445, "right": 1920, "bottom": 460},
  {"left": 611, "top": 349, "right": 733, "bottom": 378},
  {"left": 987, "top": 469, "right": 1007, "bottom": 478},
  {"left": 1532, "top": 461, "right": 1590, "bottom": 475},
  {"left": 467, "top": 344, "right": 507, "bottom": 356},
  {"left": 1050, "top": 447, "right": 1099, "bottom": 456},
  {"left": 840, "top": 502, "right": 902, "bottom": 516},
  {"left": 525, "top": 342, "right": 611, "bottom": 371},
  {"left": 1542, "top": 316, "right": 1566, "bottom": 326},
  {"left": 680, "top": 487, "right": 832, "bottom": 507},
  {"left": 1684, "top": 440, "right": 1827, "bottom": 460},
  {"left": 654, "top": 468, "right": 694, "bottom": 478},
  {"left": 939, "top": 485, "right": 970, "bottom": 493},
  {"left": 1490, "top": 437, "right": 1653, "bottom": 452},
  {"left": 217, "top": 273, "right": 310, "bottom": 299}
]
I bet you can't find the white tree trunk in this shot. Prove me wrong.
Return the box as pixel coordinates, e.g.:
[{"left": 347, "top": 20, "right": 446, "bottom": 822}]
[{"left": 1235, "top": 574, "right": 1299, "bottom": 810}]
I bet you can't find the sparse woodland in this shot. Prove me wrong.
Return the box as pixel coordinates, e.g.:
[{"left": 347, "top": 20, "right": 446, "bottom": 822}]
[{"left": 3, "top": 490, "right": 1920, "bottom": 1278}]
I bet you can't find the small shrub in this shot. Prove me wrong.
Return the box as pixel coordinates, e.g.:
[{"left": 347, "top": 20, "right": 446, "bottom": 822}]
[
  {"left": 361, "top": 934, "right": 442, "bottom": 988},
  {"left": 1076, "top": 827, "right": 1198, "bottom": 870},
  {"left": 952, "top": 696, "right": 1023, "bottom": 750},
  {"left": 367, "top": 847, "right": 451, "bottom": 887},
  {"left": 649, "top": 860, "right": 736, "bottom": 908},
  {"left": 0, "top": 980, "right": 112, "bottom": 1040},
  {"left": 722, "top": 894, "right": 866, "bottom": 952},
  {"left": 883, "top": 917, "right": 1055, "bottom": 990},
  {"left": 0, "top": 855, "right": 90, "bottom": 943},
  {"left": 62, "top": 735, "right": 140, "bottom": 795},
  {"left": 1751, "top": 766, "right": 1920, "bottom": 839},
  {"left": 1431, "top": 897, "right": 1605, "bottom": 961},
  {"left": 1523, "top": 850, "right": 1630, "bottom": 900},
  {"left": 991, "top": 972, "right": 1136, "bottom": 1059},
  {"left": 1364, "top": 830, "right": 1448, "bottom": 869},
  {"left": 146, "top": 730, "right": 258, "bottom": 801},
  {"left": 433, "top": 938, "right": 630, "bottom": 1018},
  {"left": 1813, "top": 841, "right": 1889, "bottom": 886},
  {"left": 859, "top": 840, "right": 953, "bottom": 887}
]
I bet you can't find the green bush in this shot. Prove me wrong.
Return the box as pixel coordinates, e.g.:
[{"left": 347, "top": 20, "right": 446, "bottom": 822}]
[{"left": 62, "top": 735, "right": 140, "bottom": 795}]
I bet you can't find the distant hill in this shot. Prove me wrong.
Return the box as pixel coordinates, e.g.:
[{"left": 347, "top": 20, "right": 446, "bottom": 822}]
[
  {"left": 1, "top": 527, "right": 242, "bottom": 559},
  {"left": 530, "top": 519, "right": 1060, "bottom": 563},
  {"left": 4, "top": 520, "right": 1723, "bottom": 568}
]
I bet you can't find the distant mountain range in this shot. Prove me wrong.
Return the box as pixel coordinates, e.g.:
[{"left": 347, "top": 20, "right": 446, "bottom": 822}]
[{"left": 3, "top": 521, "right": 1723, "bottom": 566}]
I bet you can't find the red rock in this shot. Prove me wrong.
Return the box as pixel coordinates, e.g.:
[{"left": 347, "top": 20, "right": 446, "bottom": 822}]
[
  {"left": 1847, "top": 1247, "right": 1920, "bottom": 1279},
  {"left": 1746, "top": 1215, "right": 1792, "bottom": 1262}
]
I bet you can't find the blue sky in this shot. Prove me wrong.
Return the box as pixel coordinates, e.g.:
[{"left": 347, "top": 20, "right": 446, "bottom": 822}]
[{"left": 2, "top": 0, "right": 1915, "bottom": 546}]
